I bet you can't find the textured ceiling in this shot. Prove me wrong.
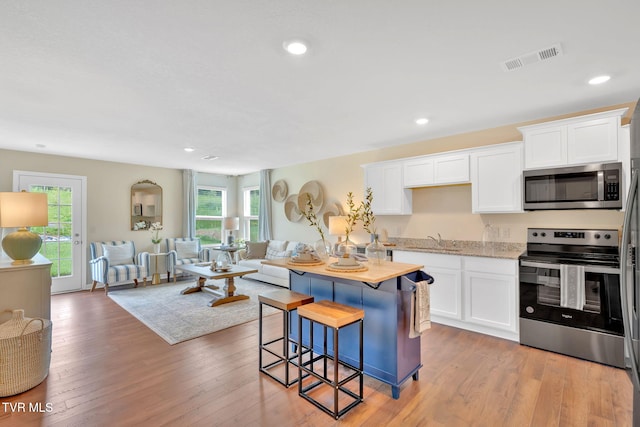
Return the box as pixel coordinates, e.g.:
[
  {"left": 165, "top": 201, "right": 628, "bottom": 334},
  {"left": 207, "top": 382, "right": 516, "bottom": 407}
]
[{"left": 1, "top": 1, "right": 639, "bottom": 175}]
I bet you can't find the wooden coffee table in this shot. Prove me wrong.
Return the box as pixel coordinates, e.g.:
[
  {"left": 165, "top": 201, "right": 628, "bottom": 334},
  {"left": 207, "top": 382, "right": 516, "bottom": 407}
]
[{"left": 176, "top": 263, "right": 258, "bottom": 307}]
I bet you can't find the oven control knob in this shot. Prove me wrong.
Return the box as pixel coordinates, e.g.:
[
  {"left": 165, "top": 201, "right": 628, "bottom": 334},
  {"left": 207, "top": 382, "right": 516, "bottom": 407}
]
[
  {"left": 532, "top": 232, "right": 538, "bottom": 237},
  {"left": 526, "top": 306, "right": 534, "bottom": 314},
  {"left": 605, "top": 234, "right": 611, "bottom": 239},
  {"left": 594, "top": 233, "right": 601, "bottom": 239},
  {"left": 541, "top": 232, "right": 546, "bottom": 237}
]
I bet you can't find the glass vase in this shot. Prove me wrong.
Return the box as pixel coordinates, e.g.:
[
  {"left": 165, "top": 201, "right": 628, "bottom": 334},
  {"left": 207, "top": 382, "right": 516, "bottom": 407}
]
[
  {"left": 216, "top": 251, "right": 232, "bottom": 270},
  {"left": 365, "top": 234, "right": 386, "bottom": 265},
  {"left": 314, "top": 239, "right": 330, "bottom": 260},
  {"left": 337, "top": 237, "right": 357, "bottom": 257}
]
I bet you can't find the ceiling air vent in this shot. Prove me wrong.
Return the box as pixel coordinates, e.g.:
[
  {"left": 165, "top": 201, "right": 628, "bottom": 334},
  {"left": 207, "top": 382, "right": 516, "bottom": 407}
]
[{"left": 501, "top": 43, "right": 563, "bottom": 71}]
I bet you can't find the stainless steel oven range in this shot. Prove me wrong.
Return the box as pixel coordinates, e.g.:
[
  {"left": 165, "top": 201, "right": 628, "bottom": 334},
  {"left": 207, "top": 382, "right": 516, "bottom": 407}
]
[{"left": 519, "top": 228, "right": 624, "bottom": 367}]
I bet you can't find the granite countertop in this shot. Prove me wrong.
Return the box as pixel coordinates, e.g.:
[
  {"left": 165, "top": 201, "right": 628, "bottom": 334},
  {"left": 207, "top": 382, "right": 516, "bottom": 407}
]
[{"left": 383, "top": 238, "right": 525, "bottom": 260}]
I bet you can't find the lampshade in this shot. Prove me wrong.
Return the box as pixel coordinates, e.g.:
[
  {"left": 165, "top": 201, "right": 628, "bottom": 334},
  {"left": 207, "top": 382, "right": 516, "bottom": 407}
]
[
  {"left": 328, "top": 216, "right": 348, "bottom": 236},
  {"left": 223, "top": 216, "right": 239, "bottom": 231},
  {"left": 0, "top": 191, "right": 48, "bottom": 264}
]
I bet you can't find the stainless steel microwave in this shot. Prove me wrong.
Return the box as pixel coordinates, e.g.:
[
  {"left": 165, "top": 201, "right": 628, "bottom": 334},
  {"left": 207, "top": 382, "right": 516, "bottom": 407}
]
[{"left": 523, "top": 162, "right": 623, "bottom": 210}]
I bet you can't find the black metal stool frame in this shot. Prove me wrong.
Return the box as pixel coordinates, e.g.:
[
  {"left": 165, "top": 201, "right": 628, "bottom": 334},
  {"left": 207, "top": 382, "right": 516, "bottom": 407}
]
[
  {"left": 259, "top": 299, "right": 312, "bottom": 387},
  {"left": 297, "top": 313, "right": 364, "bottom": 419}
]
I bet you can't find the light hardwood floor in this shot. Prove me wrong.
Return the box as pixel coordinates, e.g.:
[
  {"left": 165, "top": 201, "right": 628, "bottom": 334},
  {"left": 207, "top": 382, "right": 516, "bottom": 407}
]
[{"left": 0, "top": 284, "right": 633, "bottom": 426}]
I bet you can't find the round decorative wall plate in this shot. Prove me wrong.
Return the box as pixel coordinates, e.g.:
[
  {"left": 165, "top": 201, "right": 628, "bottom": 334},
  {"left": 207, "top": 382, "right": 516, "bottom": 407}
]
[
  {"left": 297, "top": 180, "right": 324, "bottom": 212},
  {"left": 284, "top": 194, "right": 303, "bottom": 222},
  {"left": 272, "top": 179, "right": 288, "bottom": 202}
]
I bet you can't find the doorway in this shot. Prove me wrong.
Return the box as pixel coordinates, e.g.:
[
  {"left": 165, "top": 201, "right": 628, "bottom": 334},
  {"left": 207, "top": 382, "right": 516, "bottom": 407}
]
[{"left": 13, "top": 171, "right": 87, "bottom": 294}]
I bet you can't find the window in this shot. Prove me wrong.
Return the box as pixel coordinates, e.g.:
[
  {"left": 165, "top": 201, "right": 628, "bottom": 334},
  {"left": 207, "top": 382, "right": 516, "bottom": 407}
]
[
  {"left": 243, "top": 186, "right": 259, "bottom": 241},
  {"left": 196, "top": 186, "right": 226, "bottom": 245}
]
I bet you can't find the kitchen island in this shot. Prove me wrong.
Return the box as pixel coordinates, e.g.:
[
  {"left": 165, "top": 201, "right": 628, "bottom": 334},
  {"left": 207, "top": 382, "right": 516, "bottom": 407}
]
[{"left": 262, "top": 258, "right": 426, "bottom": 399}]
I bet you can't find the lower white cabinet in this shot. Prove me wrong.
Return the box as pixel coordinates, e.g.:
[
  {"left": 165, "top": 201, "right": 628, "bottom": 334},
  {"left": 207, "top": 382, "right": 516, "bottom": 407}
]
[{"left": 393, "top": 251, "right": 519, "bottom": 341}]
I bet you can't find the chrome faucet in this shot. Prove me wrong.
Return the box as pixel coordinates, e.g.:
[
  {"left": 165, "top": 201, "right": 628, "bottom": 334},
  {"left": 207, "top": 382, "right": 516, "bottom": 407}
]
[{"left": 427, "top": 233, "right": 443, "bottom": 247}]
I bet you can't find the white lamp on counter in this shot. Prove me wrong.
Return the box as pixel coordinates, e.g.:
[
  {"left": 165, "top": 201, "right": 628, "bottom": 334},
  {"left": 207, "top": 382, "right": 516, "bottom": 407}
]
[
  {"left": 223, "top": 216, "right": 240, "bottom": 246},
  {"left": 0, "top": 191, "right": 48, "bottom": 265},
  {"left": 328, "top": 215, "right": 348, "bottom": 254}
]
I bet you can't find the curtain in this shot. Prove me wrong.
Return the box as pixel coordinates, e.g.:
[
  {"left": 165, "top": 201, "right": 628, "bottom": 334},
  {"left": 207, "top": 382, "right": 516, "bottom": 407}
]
[
  {"left": 182, "top": 169, "right": 196, "bottom": 238},
  {"left": 258, "top": 169, "right": 272, "bottom": 240}
]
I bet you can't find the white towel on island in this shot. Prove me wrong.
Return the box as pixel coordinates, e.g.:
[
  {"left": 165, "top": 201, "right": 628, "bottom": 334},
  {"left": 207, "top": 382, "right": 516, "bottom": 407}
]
[
  {"left": 409, "top": 280, "right": 432, "bottom": 338},
  {"left": 560, "top": 264, "right": 585, "bottom": 310}
]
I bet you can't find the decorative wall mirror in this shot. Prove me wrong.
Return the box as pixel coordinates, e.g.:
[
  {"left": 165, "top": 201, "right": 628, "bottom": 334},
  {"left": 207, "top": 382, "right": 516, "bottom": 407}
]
[{"left": 131, "top": 180, "right": 162, "bottom": 230}]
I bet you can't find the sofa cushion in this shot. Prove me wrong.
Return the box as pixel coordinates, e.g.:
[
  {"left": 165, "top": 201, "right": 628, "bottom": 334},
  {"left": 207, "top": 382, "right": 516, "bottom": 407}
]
[
  {"left": 262, "top": 263, "right": 291, "bottom": 280},
  {"left": 267, "top": 240, "right": 288, "bottom": 252},
  {"left": 102, "top": 243, "right": 133, "bottom": 266},
  {"left": 265, "top": 247, "right": 292, "bottom": 260},
  {"left": 175, "top": 240, "right": 199, "bottom": 259},
  {"left": 246, "top": 241, "right": 268, "bottom": 259},
  {"left": 238, "top": 258, "right": 264, "bottom": 273}
]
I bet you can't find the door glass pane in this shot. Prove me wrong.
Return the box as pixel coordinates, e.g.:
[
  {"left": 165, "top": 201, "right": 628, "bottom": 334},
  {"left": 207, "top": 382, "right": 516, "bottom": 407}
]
[{"left": 31, "top": 185, "right": 73, "bottom": 278}]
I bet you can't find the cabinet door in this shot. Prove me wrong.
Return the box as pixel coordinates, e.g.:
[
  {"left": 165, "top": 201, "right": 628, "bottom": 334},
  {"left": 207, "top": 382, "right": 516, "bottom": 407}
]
[
  {"left": 463, "top": 257, "right": 517, "bottom": 333},
  {"left": 364, "top": 162, "right": 412, "bottom": 215},
  {"left": 523, "top": 125, "right": 567, "bottom": 168},
  {"left": 471, "top": 142, "right": 523, "bottom": 213},
  {"left": 403, "top": 157, "right": 434, "bottom": 188},
  {"left": 393, "top": 251, "right": 462, "bottom": 320},
  {"left": 567, "top": 117, "right": 618, "bottom": 164},
  {"left": 433, "top": 153, "right": 470, "bottom": 185}
]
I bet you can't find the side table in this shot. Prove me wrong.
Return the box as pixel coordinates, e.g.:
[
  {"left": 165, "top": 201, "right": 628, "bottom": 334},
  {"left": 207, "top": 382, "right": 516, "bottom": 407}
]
[{"left": 149, "top": 252, "right": 169, "bottom": 285}]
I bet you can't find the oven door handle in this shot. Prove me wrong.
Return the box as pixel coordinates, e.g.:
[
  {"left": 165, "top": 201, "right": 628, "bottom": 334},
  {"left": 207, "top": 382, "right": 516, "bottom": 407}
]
[{"left": 520, "top": 260, "right": 619, "bottom": 275}]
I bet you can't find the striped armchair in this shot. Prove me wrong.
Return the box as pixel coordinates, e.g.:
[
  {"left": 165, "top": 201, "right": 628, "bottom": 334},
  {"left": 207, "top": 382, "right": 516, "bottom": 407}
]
[
  {"left": 90, "top": 241, "right": 149, "bottom": 294},
  {"left": 166, "top": 237, "right": 212, "bottom": 282}
]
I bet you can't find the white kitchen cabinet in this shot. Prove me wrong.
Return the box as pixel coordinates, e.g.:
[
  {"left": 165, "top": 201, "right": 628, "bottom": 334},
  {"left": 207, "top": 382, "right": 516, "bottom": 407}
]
[
  {"left": 463, "top": 257, "right": 518, "bottom": 335},
  {"left": 470, "top": 141, "right": 523, "bottom": 213},
  {"left": 403, "top": 152, "right": 469, "bottom": 188},
  {"left": 392, "top": 250, "right": 518, "bottom": 341},
  {"left": 362, "top": 160, "right": 412, "bottom": 215},
  {"left": 393, "top": 251, "right": 462, "bottom": 320},
  {"left": 519, "top": 108, "right": 627, "bottom": 169}
]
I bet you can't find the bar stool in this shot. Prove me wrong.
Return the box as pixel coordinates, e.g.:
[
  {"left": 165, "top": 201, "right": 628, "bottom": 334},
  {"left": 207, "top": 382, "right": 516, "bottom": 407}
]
[
  {"left": 258, "top": 289, "right": 314, "bottom": 387},
  {"left": 297, "top": 300, "right": 365, "bottom": 420}
]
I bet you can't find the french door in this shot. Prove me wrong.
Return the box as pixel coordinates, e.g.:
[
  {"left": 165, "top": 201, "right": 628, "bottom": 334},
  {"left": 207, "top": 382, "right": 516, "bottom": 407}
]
[{"left": 13, "top": 171, "right": 87, "bottom": 294}]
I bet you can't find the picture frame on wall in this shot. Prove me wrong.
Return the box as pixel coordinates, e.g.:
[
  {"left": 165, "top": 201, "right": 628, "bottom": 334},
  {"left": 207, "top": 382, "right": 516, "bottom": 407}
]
[{"left": 133, "top": 203, "right": 142, "bottom": 216}]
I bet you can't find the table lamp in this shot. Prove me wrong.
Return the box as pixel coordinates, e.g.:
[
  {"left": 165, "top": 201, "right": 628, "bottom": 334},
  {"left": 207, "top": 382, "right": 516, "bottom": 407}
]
[
  {"left": 328, "top": 215, "right": 348, "bottom": 254},
  {"left": 223, "top": 216, "right": 240, "bottom": 246},
  {"left": 0, "top": 191, "right": 48, "bottom": 264}
]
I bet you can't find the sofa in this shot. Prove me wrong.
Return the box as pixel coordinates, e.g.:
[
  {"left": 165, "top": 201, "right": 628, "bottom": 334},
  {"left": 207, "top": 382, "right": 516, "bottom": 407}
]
[{"left": 237, "top": 240, "right": 304, "bottom": 288}]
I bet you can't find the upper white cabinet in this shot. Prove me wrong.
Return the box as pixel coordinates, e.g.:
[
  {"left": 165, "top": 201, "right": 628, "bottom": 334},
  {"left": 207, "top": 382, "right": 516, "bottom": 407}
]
[
  {"left": 470, "top": 142, "right": 523, "bottom": 213},
  {"left": 362, "top": 160, "right": 412, "bottom": 215},
  {"left": 519, "top": 108, "right": 628, "bottom": 169},
  {"left": 403, "top": 153, "right": 469, "bottom": 188}
]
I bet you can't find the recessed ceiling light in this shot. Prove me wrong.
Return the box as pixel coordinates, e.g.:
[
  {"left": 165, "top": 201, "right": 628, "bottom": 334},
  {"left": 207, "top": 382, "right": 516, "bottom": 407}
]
[
  {"left": 415, "top": 118, "right": 429, "bottom": 125},
  {"left": 588, "top": 75, "right": 611, "bottom": 85},
  {"left": 35, "top": 144, "right": 46, "bottom": 149},
  {"left": 201, "top": 155, "right": 219, "bottom": 161},
  {"left": 184, "top": 147, "right": 195, "bottom": 152},
  {"left": 283, "top": 40, "right": 308, "bottom": 55}
]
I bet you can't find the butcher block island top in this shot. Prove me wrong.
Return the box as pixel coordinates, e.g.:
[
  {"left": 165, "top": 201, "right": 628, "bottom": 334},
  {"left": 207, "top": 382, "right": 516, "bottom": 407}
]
[{"left": 261, "top": 258, "right": 423, "bottom": 284}]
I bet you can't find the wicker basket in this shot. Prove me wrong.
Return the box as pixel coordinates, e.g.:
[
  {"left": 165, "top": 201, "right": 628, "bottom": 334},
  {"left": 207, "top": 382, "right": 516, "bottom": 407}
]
[{"left": 0, "top": 309, "right": 52, "bottom": 397}]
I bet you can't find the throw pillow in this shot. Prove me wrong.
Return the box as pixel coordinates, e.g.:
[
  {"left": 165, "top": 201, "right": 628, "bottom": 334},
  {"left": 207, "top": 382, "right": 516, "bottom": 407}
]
[
  {"left": 267, "top": 240, "right": 288, "bottom": 252},
  {"left": 175, "top": 240, "right": 199, "bottom": 259},
  {"left": 265, "top": 247, "right": 292, "bottom": 260},
  {"left": 245, "top": 241, "right": 268, "bottom": 259},
  {"left": 102, "top": 243, "right": 133, "bottom": 266}
]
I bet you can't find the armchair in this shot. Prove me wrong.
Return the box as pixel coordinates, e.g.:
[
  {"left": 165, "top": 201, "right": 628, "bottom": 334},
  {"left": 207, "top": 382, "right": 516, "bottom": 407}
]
[
  {"left": 166, "top": 237, "right": 212, "bottom": 282},
  {"left": 90, "top": 241, "right": 149, "bottom": 294}
]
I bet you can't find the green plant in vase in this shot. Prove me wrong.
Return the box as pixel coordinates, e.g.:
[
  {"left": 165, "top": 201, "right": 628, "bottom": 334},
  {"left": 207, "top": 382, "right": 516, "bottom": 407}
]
[
  {"left": 339, "top": 192, "right": 361, "bottom": 256},
  {"left": 361, "top": 187, "right": 385, "bottom": 264},
  {"left": 302, "top": 194, "right": 329, "bottom": 259}
]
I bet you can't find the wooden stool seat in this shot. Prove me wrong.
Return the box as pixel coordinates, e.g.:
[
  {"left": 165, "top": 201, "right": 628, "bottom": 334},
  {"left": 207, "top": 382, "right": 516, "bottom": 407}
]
[
  {"left": 297, "top": 300, "right": 364, "bottom": 329},
  {"left": 297, "top": 300, "right": 365, "bottom": 420},
  {"left": 259, "top": 289, "right": 314, "bottom": 388},
  {"left": 259, "top": 289, "right": 314, "bottom": 312}
]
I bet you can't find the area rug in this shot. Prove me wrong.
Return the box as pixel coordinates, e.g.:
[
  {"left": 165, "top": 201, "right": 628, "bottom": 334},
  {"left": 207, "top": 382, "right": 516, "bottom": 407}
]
[{"left": 108, "top": 278, "right": 279, "bottom": 345}]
